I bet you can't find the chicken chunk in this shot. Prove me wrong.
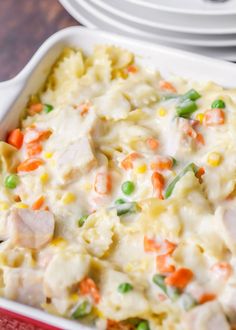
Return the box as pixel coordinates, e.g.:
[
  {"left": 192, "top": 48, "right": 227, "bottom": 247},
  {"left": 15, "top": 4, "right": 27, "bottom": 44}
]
[
  {"left": 184, "top": 301, "right": 230, "bottom": 330},
  {"left": 56, "top": 136, "right": 96, "bottom": 183},
  {"left": 44, "top": 252, "right": 90, "bottom": 298},
  {"left": 9, "top": 209, "right": 55, "bottom": 249},
  {"left": 3, "top": 268, "right": 44, "bottom": 308}
]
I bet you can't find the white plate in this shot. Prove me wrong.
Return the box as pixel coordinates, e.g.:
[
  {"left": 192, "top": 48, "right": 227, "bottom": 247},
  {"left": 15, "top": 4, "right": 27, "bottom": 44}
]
[
  {"left": 87, "top": 0, "right": 236, "bottom": 34},
  {"left": 127, "top": 0, "right": 236, "bottom": 15},
  {"left": 88, "top": 0, "right": 236, "bottom": 40},
  {"left": 60, "top": 0, "right": 236, "bottom": 60},
  {"left": 73, "top": 0, "right": 236, "bottom": 47},
  {"left": 1, "top": 24, "right": 236, "bottom": 330}
]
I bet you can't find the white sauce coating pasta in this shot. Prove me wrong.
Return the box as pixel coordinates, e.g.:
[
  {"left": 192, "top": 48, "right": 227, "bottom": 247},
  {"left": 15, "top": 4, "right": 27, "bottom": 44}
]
[{"left": 1, "top": 46, "right": 236, "bottom": 330}]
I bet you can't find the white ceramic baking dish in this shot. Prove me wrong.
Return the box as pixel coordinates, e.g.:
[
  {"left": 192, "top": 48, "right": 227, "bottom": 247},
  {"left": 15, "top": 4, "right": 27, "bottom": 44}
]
[{"left": 0, "top": 26, "right": 236, "bottom": 330}]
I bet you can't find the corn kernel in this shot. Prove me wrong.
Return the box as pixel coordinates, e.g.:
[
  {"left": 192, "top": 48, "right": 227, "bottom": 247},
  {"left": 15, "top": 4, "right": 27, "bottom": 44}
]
[
  {"left": 70, "top": 293, "right": 79, "bottom": 302},
  {"left": 196, "top": 113, "right": 204, "bottom": 124},
  {"left": 157, "top": 107, "right": 167, "bottom": 117},
  {"left": 135, "top": 164, "right": 147, "bottom": 174},
  {"left": 112, "top": 69, "right": 128, "bottom": 79},
  {"left": 50, "top": 237, "right": 67, "bottom": 247},
  {"left": 15, "top": 202, "right": 28, "bottom": 209},
  {"left": 207, "top": 152, "right": 222, "bottom": 167},
  {"left": 44, "top": 152, "right": 53, "bottom": 159},
  {"left": 93, "top": 307, "right": 105, "bottom": 319},
  {"left": 40, "top": 173, "right": 49, "bottom": 184},
  {"left": 62, "top": 192, "right": 76, "bottom": 204},
  {"left": 0, "top": 201, "right": 10, "bottom": 211}
]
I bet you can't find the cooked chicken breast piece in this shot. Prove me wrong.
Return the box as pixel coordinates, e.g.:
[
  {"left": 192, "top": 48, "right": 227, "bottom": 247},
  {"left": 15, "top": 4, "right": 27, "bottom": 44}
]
[{"left": 9, "top": 209, "right": 55, "bottom": 249}]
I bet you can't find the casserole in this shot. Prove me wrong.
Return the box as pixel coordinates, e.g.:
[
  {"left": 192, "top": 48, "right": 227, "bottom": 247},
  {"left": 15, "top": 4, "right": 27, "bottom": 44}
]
[{"left": 1, "top": 26, "right": 236, "bottom": 330}]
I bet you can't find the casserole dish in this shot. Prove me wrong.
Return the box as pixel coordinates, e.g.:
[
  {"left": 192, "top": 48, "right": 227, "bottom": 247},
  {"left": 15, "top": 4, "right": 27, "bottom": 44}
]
[{"left": 0, "top": 26, "right": 236, "bottom": 330}]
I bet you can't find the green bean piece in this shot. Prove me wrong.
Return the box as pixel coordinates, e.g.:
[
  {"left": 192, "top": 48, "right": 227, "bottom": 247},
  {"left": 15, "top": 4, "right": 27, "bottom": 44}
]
[
  {"left": 115, "top": 198, "right": 126, "bottom": 205},
  {"left": 78, "top": 215, "right": 88, "bottom": 227},
  {"left": 180, "top": 89, "right": 201, "bottom": 102},
  {"left": 176, "top": 100, "right": 197, "bottom": 118},
  {"left": 165, "top": 163, "right": 199, "bottom": 199},
  {"left": 166, "top": 286, "right": 181, "bottom": 302},
  {"left": 181, "top": 293, "right": 197, "bottom": 311},
  {"left": 116, "top": 202, "right": 139, "bottom": 216},
  {"left": 152, "top": 274, "right": 167, "bottom": 294},
  {"left": 72, "top": 301, "right": 91, "bottom": 319},
  {"left": 44, "top": 104, "right": 54, "bottom": 113}
]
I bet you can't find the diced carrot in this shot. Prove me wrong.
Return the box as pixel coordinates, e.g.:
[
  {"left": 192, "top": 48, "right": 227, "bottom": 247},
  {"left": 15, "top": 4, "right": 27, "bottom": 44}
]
[
  {"left": 32, "top": 196, "right": 45, "bottom": 210},
  {"left": 79, "top": 277, "right": 100, "bottom": 304},
  {"left": 13, "top": 195, "right": 21, "bottom": 202},
  {"left": 211, "top": 262, "right": 232, "bottom": 280},
  {"left": 195, "top": 167, "right": 205, "bottom": 184},
  {"left": 199, "top": 293, "right": 216, "bottom": 304},
  {"left": 7, "top": 129, "right": 24, "bottom": 149},
  {"left": 159, "top": 80, "right": 177, "bottom": 93},
  {"left": 165, "top": 268, "right": 193, "bottom": 289},
  {"left": 144, "top": 236, "right": 160, "bottom": 252},
  {"left": 17, "top": 158, "right": 44, "bottom": 172},
  {"left": 146, "top": 137, "right": 159, "bottom": 151},
  {"left": 151, "top": 171, "right": 165, "bottom": 199},
  {"left": 24, "top": 128, "right": 52, "bottom": 144},
  {"left": 26, "top": 142, "right": 43, "bottom": 157},
  {"left": 28, "top": 103, "right": 43, "bottom": 116},
  {"left": 127, "top": 65, "right": 138, "bottom": 74},
  {"left": 156, "top": 254, "right": 176, "bottom": 274},
  {"left": 151, "top": 157, "right": 173, "bottom": 171},
  {"left": 44, "top": 206, "right": 50, "bottom": 211},
  {"left": 162, "top": 239, "right": 177, "bottom": 255},
  {"left": 94, "top": 172, "right": 112, "bottom": 195},
  {"left": 182, "top": 122, "right": 197, "bottom": 139},
  {"left": 77, "top": 102, "right": 91, "bottom": 116},
  {"left": 196, "top": 133, "right": 205, "bottom": 145},
  {"left": 203, "top": 109, "right": 225, "bottom": 126},
  {"left": 121, "top": 153, "right": 140, "bottom": 170}
]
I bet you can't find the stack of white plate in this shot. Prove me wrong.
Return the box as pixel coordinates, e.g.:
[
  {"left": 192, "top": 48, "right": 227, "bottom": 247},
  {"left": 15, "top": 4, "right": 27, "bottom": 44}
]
[{"left": 60, "top": 0, "right": 236, "bottom": 60}]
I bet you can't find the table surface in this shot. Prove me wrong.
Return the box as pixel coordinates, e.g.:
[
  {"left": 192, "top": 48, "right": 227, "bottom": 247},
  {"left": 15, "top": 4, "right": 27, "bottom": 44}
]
[{"left": 0, "top": 0, "right": 79, "bottom": 81}]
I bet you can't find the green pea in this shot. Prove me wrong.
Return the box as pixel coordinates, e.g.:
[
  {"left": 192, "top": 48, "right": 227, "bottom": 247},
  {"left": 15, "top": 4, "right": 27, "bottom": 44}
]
[
  {"left": 136, "top": 321, "right": 150, "bottom": 330},
  {"left": 122, "top": 181, "right": 135, "bottom": 195},
  {"left": 78, "top": 215, "right": 88, "bottom": 227},
  {"left": 44, "top": 104, "right": 54, "bottom": 113},
  {"left": 4, "top": 174, "right": 19, "bottom": 189},
  {"left": 118, "top": 282, "right": 133, "bottom": 293},
  {"left": 180, "top": 89, "right": 201, "bottom": 102},
  {"left": 176, "top": 100, "right": 197, "bottom": 118},
  {"left": 211, "top": 99, "right": 225, "bottom": 109},
  {"left": 115, "top": 198, "right": 126, "bottom": 205},
  {"left": 72, "top": 300, "right": 91, "bottom": 319},
  {"left": 152, "top": 274, "right": 167, "bottom": 294}
]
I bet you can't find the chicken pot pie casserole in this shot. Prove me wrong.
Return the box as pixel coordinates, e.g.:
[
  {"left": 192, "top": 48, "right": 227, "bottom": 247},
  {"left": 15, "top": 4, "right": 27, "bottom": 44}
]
[{"left": 1, "top": 45, "right": 236, "bottom": 330}]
